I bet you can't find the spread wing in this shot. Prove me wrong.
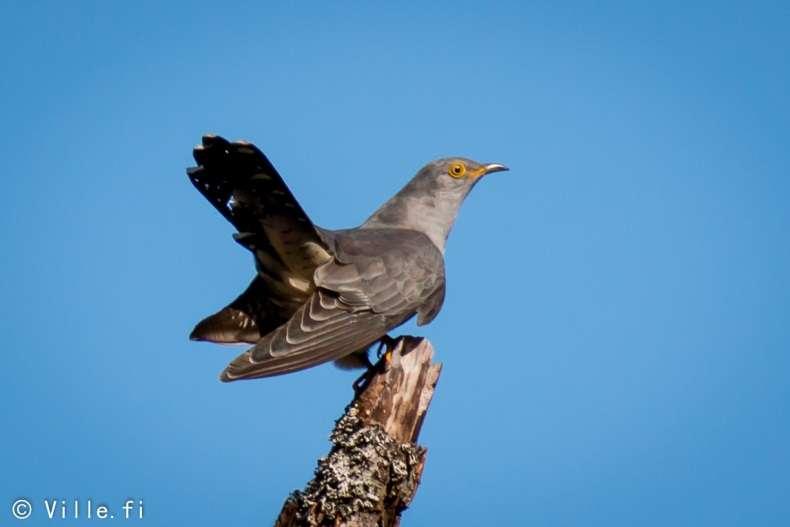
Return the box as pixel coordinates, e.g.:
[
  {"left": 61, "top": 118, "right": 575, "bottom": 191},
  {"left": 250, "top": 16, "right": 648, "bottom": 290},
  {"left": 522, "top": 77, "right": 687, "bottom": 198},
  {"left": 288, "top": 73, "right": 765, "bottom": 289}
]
[
  {"left": 187, "top": 135, "right": 332, "bottom": 342},
  {"left": 220, "top": 290, "right": 391, "bottom": 381},
  {"left": 188, "top": 134, "right": 331, "bottom": 281},
  {"left": 220, "top": 229, "right": 445, "bottom": 381},
  {"left": 189, "top": 275, "right": 295, "bottom": 344}
]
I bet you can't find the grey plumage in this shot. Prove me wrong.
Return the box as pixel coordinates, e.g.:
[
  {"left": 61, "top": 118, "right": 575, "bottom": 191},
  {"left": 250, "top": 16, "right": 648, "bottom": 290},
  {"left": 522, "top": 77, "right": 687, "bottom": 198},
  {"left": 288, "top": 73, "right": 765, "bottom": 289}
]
[{"left": 187, "top": 134, "right": 507, "bottom": 381}]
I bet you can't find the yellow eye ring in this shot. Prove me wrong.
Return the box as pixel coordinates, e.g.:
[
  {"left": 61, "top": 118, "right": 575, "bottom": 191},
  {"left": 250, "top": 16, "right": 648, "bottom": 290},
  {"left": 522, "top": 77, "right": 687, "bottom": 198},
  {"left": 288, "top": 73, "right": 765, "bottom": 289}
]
[{"left": 448, "top": 162, "right": 466, "bottom": 178}]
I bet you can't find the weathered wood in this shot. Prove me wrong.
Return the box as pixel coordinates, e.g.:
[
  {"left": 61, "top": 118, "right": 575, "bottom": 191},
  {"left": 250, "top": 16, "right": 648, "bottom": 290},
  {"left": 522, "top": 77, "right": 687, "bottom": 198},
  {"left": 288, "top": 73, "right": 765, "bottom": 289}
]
[{"left": 275, "top": 337, "right": 442, "bottom": 527}]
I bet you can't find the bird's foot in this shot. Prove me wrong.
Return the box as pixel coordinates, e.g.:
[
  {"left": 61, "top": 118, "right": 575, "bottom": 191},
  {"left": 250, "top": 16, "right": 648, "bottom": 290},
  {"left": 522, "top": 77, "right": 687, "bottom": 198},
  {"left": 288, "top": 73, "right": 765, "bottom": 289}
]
[
  {"left": 352, "top": 335, "right": 398, "bottom": 394},
  {"left": 375, "top": 335, "right": 397, "bottom": 360}
]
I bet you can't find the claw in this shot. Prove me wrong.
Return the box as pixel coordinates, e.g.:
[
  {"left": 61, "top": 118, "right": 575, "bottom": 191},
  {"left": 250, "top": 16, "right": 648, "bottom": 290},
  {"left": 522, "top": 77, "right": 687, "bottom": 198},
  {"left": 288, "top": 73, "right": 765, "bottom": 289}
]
[
  {"left": 376, "top": 335, "right": 397, "bottom": 360},
  {"left": 352, "top": 335, "right": 397, "bottom": 394}
]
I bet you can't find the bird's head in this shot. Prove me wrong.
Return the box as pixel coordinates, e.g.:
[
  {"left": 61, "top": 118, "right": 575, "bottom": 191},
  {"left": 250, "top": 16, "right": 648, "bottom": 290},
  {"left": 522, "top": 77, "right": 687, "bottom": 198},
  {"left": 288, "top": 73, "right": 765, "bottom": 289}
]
[
  {"left": 401, "top": 158, "right": 509, "bottom": 209},
  {"left": 421, "top": 157, "right": 509, "bottom": 195},
  {"left": 363, "top": 157, "right": 509, "bottom": 250}
]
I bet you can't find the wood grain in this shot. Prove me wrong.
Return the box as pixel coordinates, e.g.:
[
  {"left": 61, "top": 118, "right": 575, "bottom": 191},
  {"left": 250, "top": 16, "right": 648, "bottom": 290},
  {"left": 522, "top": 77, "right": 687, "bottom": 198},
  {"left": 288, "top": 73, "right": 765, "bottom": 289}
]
[{"left": 275, "top": 337, "right": 442, "bottom": 527}]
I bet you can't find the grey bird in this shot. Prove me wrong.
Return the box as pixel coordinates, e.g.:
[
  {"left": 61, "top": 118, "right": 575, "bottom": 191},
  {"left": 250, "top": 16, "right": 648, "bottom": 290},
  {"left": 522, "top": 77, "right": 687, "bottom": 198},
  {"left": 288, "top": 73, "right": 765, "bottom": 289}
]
[{"left": 187, "top": 135, "right": 507, "bottom": 381}]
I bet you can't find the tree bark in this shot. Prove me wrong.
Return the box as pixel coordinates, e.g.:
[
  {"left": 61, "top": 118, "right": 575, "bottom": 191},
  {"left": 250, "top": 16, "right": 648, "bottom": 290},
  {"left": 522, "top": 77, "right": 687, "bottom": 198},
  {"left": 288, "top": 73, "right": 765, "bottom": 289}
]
[{"left": 274, "top": 337, "right": 442, "bottom": 527}]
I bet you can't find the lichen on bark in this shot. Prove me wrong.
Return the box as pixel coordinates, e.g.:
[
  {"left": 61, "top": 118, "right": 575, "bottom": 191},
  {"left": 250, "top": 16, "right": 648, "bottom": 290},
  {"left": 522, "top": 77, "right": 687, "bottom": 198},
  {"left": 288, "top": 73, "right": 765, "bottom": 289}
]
[
  {"left": 281, "top": 404, "right": 425, "bottom": 525},
  {"left": 275, "top": 338, "right": 440, "bottom": 527}
]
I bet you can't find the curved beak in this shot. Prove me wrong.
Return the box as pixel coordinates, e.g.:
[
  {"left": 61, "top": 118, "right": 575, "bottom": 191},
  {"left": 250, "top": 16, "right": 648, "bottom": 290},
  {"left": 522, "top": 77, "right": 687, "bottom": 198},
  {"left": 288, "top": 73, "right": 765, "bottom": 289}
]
[{"left": 483, "top": 163, "right": 509, "bottom": 175}]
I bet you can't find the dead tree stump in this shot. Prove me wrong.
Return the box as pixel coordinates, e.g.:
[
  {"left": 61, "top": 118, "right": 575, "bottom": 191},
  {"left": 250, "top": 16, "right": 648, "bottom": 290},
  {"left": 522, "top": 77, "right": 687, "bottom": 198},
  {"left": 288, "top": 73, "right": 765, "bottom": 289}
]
[{"left": 275, "top": 337, "right": 442, "bottom": 527}]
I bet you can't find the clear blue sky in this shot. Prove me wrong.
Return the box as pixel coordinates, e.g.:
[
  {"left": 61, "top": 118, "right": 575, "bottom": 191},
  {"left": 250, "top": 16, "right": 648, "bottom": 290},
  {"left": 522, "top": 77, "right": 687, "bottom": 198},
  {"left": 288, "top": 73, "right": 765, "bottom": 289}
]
[{"left": 2, "top": 1, "right": 789, "bottom": 525}]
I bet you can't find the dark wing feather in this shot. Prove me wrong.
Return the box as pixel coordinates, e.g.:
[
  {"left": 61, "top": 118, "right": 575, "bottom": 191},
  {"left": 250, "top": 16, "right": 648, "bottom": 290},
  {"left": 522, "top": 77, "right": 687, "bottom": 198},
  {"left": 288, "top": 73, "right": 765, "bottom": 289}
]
[
  {"left": 187, "top": 135, "right": 331, "bottom": 280},
  {"left": 220, "top": 290, "right": 391, "bottom": 380},
  {"left": 219, "top": 229, "right": 445, "bottom": 381},
  {"left": 190, "top": 275, "right": 296, "bottom": 344},
  {"left": 187, "top": 135, "right": 332, "bottom": 344}
]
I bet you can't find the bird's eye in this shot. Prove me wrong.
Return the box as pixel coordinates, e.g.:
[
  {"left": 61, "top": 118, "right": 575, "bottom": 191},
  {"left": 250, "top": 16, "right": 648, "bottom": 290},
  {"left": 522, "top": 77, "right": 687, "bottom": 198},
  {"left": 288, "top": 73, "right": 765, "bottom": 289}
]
[{"left": 448, "top": 162, "right": 466, "bottom": 178}]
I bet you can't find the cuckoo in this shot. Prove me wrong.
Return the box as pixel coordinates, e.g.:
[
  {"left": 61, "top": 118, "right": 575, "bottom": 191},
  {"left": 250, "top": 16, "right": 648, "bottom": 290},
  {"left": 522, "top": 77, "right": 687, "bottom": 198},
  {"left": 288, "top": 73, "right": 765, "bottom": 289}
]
[{"left": 187, "top": 135, "right": 507, "bottom": 381}]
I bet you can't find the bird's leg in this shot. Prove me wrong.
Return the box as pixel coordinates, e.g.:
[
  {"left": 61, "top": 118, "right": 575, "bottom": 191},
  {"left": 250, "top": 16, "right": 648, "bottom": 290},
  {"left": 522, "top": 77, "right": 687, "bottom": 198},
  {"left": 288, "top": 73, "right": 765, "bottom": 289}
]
[
  {"left": 376, "top": 334, "right": 398, "bottom": 361},
  {"left": 352, "top": 335, "right": 398, "bottom": 394}
]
